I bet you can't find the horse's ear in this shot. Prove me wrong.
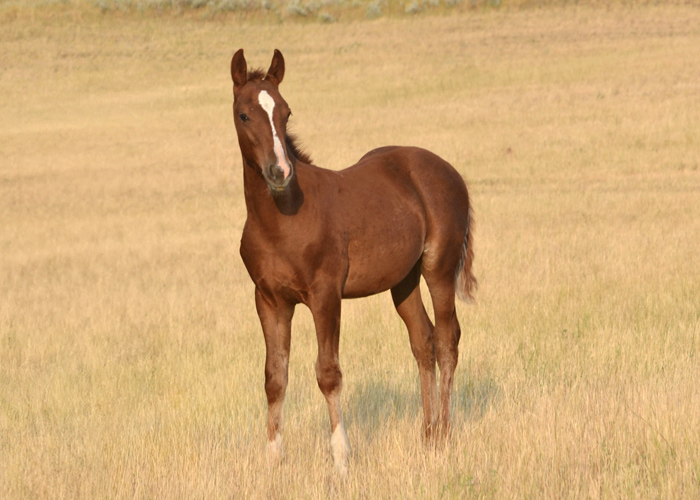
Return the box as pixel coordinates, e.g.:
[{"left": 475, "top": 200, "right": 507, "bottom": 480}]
[
  {"left": 265, "top": 49, "right": 285, "bottom": 86},
  {"left": 231, "top": 49, "right": 247, "bottom": 93}
]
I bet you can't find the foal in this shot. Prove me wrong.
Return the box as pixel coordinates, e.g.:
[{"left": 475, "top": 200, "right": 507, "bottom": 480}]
[{"left": 230, "top": 49, "right": 476, "bottom": 474}]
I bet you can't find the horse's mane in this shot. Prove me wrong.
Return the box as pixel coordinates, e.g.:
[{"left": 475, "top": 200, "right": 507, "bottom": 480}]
[
  {"left": 285, "top": 132, "right": 313, "bottom": 165},
  {"left": 247, "top": 68, "right": 313, "bottom": 165},
  {"left": 247, "top": 68, "right": 267, "bottom": 82}
]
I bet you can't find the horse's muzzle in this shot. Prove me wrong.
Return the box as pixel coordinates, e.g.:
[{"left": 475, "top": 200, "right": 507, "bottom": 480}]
[{"left": 265, "top": 164, "right": 292, "bottom": 191}]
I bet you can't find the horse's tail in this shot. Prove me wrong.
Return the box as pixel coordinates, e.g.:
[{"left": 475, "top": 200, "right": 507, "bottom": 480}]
[{"left": 455, "top": 199, "right": 477, "bottom": 303}]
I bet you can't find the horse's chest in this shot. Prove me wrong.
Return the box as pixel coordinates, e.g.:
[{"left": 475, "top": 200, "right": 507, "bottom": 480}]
[{"left": 240, "top": 231, "right": 328, "bottom": 296}]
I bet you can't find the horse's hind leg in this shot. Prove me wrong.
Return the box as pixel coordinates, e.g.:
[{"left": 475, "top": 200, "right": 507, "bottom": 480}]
[
  {"left": 422, "top": 265, "right": 462, "bottom": 436},
  {"left": 391, "top": 262, "right": 439, "bottom": 440}
]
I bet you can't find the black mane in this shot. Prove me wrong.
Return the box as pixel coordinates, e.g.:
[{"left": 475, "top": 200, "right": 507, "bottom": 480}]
[
  {"left": 247, "top": 68, "right": 267, "bottom": 82},
  {"left": 285, "top": 132, "right": 313, "bottom": 165}
]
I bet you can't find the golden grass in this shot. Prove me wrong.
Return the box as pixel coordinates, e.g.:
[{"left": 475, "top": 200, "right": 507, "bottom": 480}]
[{"left": 1, "top": 4, "right": 699, "bottom": 498}]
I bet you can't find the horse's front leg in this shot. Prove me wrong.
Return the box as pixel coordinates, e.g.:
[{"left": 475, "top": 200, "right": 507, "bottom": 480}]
[
  {"left": 255, "top": 287, "right": 295, "bottom": 466},
  {"left": 308, "top": 288, "right": 350, "bottom": 475}
]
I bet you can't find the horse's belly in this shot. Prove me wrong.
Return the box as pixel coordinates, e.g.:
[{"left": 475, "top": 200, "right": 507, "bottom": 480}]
[
  {"left": 338, "top": 163, "right": 428, "bottom": 299},
  {"left": 342, "top": 226, "right": 424, "bottom": 299}
]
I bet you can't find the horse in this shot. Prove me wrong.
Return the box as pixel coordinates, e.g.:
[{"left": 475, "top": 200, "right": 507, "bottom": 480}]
[{"left": 230, "top": 48, "right": 476, "bottom": 474}]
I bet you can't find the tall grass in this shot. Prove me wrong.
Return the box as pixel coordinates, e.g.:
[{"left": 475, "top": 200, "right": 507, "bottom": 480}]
[{"left": 1, "top": 4, "right": 699, "bottom": 498}]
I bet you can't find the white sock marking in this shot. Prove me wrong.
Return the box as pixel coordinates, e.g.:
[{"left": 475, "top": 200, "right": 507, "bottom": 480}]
[
  {"left": 258, "top": 90, "right": 291, "bottom": 179},
  {"left": 330, "top": 422, "right": 350, "bottom": 475},
  {"left": 266, "top": 433, "right": 284, "bottom": 465}
]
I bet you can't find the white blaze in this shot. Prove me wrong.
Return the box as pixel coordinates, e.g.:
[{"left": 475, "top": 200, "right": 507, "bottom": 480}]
[{"left": 258, "top": 90, "right": 292, "bottom": 180}]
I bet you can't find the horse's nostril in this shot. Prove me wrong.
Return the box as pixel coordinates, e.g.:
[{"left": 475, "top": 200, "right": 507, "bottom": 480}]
[{"left": 269, "top": 165, "right": 285, "bottom": 181}]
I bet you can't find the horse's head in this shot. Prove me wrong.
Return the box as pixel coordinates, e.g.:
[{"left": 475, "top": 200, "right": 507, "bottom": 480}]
[{"left": 231, "top": 49, "right": 294, "bottom": 193}]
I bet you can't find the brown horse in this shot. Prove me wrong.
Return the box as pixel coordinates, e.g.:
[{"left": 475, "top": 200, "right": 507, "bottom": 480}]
[{"left": 230, "top": 49, "right": 476, "bottom": 474}]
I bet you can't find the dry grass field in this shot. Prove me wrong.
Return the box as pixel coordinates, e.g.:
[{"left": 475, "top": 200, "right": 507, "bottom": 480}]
[{"left": 1, "top": 3, "right": 699, "bottom": 498}]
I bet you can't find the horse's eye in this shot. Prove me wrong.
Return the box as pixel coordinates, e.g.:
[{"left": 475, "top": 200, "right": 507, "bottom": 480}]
[{"left": 239, "top": 113, "right": 250, "bottom": 122}]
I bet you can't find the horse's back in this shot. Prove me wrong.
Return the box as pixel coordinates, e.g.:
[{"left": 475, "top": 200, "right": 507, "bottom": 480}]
[
  {"left": 349, "top": 146, "right": 469, "bottom": 214},
  {"left": 356, "top": 145, "right": 403, "bottom": 163}
]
